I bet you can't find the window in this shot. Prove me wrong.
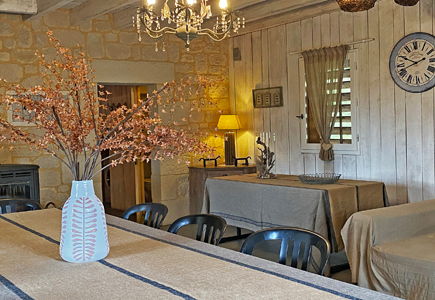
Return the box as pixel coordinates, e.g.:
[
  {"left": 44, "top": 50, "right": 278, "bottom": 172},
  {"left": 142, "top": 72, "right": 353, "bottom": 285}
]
[{"left": 299, "top": 50, "right": 359, "bottom": 154}]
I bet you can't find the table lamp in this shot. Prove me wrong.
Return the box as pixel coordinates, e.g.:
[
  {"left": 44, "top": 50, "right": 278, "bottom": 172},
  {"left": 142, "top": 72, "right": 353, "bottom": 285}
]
[{"left": 217, "top": 114, "right": 241, "bottom": 165}]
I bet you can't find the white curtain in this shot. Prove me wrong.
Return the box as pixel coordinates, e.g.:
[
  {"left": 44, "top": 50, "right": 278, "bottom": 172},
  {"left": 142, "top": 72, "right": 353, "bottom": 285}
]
[{"left": 301, "top": 45, "right": 349, "bottom": 161}]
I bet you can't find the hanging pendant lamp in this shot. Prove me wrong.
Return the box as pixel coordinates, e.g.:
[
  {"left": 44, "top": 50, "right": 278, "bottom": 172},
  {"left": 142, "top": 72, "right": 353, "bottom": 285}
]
[{"left": 336, "top": 0, "right": 377, "bottom": 12}]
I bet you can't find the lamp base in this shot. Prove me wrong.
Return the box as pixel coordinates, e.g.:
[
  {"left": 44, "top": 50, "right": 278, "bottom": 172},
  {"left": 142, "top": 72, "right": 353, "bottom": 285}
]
[{"left": 224, "top": 132, "right": 236, "bottom": 165}]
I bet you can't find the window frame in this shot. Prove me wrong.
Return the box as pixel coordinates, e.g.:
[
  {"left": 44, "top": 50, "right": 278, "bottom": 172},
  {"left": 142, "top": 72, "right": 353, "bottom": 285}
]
[{"left": 298, "top": 49, "right": 360, "bottom": 155}]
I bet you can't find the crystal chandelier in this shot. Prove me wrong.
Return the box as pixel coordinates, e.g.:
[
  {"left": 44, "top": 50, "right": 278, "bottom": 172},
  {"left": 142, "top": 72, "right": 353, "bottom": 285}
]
[{"left": 135, "top": 0, "right": 245, "bottom": 51}]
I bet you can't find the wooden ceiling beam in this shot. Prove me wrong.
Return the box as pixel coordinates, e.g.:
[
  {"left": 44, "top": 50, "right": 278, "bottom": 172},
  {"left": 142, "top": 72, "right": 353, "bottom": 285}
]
[
  {"left": 232, "top": 1, "right": 340, "bottom": 36},
  {"left": 70, "top": 0, "right": 140, "bottom": 25},
  {"left": 240, "top": 0, "right": 329, "bottom": 23},
  {"left": 0, "top": 0, "right": 37, "bottom": 14},
  {"left": 113, "top": 7, "right": 137, "bottom": 29},
  {"left": 23, "top": 0, "right": 76, "bottom": 21}
]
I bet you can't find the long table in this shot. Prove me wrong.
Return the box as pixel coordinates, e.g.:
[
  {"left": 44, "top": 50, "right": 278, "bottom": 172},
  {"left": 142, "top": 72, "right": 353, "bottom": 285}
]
[
  {"left": 0, "top": 209, "right": 398, "bottom": 299},
  {"left": 203, "top": 174, "right": 388, "bottom": 252}
]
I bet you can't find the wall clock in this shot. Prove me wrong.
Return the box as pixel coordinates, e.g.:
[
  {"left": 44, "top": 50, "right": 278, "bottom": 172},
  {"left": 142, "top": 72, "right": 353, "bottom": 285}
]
[{"left": 389, "top": 32, "right": 435, "bottom": 93}]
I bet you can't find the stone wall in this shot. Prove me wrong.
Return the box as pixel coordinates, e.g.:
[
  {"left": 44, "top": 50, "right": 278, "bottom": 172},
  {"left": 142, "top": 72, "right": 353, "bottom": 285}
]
[{"left": 0, "top": 10, "right": 229, "bottom": 212}]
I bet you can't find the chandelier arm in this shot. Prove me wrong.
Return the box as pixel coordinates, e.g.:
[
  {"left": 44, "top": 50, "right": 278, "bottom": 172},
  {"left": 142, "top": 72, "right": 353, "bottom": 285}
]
[{"left": 197, "top": 28, "right": 230, "bottom": 41}]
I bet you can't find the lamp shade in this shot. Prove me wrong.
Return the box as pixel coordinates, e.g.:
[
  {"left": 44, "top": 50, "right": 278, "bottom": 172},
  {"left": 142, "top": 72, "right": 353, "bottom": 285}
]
[{"left": 217, "top": 115, "right": 241, "bottom": 130}]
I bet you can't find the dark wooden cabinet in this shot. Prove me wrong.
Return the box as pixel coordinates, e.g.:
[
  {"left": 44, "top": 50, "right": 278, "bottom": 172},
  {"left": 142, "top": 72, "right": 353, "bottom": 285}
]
[{"left": 189, "top": 165, "right": 256, "bottom": 214}]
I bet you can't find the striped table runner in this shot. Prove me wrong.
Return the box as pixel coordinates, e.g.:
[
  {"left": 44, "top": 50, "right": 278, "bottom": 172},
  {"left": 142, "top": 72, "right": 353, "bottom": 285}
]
[{"left": 0, "top": 209, "right": 398, "bottom": 300}]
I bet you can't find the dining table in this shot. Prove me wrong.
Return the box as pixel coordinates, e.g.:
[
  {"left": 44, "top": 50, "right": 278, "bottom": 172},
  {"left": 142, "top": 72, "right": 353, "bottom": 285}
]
[
  {"left": 202, "top": 174, "right": 388, "bottom": 252},
  {"left": 0, "top": 208, "right": 399, "bottom": 299}
]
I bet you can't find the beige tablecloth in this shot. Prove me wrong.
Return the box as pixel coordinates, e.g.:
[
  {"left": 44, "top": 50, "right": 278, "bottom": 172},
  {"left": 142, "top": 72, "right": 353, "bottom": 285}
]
[
  {"left": 341, "top": 199, "right": 435, "bottom": 299},
  {"left": 203, "top": 174, "right": 387, "bottom": 252},
  {"left": 0, "top": 209, "right": 398, "bottom": 300}
]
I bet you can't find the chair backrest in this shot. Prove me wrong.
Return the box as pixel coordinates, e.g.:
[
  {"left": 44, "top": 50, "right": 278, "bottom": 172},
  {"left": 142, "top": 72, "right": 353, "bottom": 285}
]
[
  {"left": 167, "top": 214, "right": 227, "bottom": 245},
  {"left": 0, "top": 200, "right": 41, "bottom": 215},
  {"left": 121, "top": 203, "right": 168, "bottom": 229},
  {"left": 240, "top": 227, "right": 330, "bottom": 275}
]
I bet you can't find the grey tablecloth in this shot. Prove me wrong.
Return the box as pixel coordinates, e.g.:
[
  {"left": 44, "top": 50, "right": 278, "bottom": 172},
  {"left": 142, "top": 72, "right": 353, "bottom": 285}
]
[{"left": 203, "top": 174, "right": 387, "bottom": 252}]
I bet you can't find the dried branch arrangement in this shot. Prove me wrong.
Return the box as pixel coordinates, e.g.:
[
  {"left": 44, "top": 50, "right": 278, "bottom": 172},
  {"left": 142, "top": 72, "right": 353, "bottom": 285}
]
[
  {"left": 0, "top": 31, "right": 215, "bottom": 181},
  {"left": 256, "top": 135, "right": 276, "bottom": 179}
]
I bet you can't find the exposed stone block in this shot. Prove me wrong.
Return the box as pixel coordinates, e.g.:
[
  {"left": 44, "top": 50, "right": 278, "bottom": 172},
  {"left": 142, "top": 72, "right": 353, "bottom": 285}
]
[
  {"left": 12, "top": 49, "right": 38, "bottom": 64},
  {"left": 14, "top": 157, "right": 31, "bottom": 164},
  {"left": 0, "top": 64, "right": 23, "bottom": 82},
  {"left": 4, "top": 39, "right": 16, "bottom": 49},
  {"left": 194, "top": 53, "right": 207, "bottom": 74},
  {"left": 34, "top": 156, "right": 60, "bottom": 169},
  {"left": 18, "top": 25, "right": 33, "bottom": 48},
  {"left": 0, "top": 23, "right": 13, "bottom": 37},
  {"left": 79, "top": 20, "right": 92, "bottom": 32},
  {"left": 209, "top": 53, "right": 227, "bottom": 66},
  {"left": 34, "top": 33, "right": 47, "bottom": 48},
  {"left": 58, "top": 185, "right": 70, "bottom": 193},
  {"left": 120, "top": 32, "right": 138, "bottom": 45},
  {"left": 40, "top": 188, "right": 57, "bottom": 203},
  {"left": 21, "top": 76, "right": 43, "bottom": 87},
  {"left": 180, "top": 53, "right": 194, "bottom": 62},
  {"left": 168, "top": 43, "right": 180, "bottom": 62},
  {"left": 24, "top": 65, "right": 37, "bottom": 74},
  {"left": 141, "top": 46, "right": 168, "bottom": 61},
  {"left": 105, "top": 33, "right": 117, "bottom": 42},
  {"left": 106, "top": 43, "right": 131, "bottom": 59},
  {"left": 51, "top": 30, "right": 85, "bottom": 48},
  {"left": 94, "top": 21, "right": 112, "bottom": 32},
  {"left": 0, "top": 52, "right": 10, "bottom": 62},
  {"left": 175, "top": 63, "right": 194, "bottom": 74},
  {"left": 40, "top": 170, "right": 62, "bottom": 187},
  {"left": 131, "top": 45, "right": 140, "bottom": 60},
  {"left": 87, "top": 33, "right": 104, "bottom": 58}
]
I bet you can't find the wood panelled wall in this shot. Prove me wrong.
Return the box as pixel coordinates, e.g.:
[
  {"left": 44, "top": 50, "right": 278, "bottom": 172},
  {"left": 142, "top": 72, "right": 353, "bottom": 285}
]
[{"left": 229, "top": 0, "right": 435, "bottom": 205}]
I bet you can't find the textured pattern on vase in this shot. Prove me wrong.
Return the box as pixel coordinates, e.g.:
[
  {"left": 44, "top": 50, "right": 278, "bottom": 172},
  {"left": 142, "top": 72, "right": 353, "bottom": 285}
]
[
  {"left": 60, "top": 189, "right": 109, "bottom": 263},
  {"left": 61, "top": 197, "right": 101, "bottom": 262}
]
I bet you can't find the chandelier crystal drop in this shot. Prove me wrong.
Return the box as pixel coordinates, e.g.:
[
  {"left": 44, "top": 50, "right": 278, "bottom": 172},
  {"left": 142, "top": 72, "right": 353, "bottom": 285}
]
[{"left": 135, "top": 0, "right": 245, "bottom": 51}]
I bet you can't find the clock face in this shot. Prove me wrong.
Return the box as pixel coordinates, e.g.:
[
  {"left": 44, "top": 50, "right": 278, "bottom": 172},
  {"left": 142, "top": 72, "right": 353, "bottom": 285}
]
[{"left": 389, "top": 32, "right": 435, "bottom": 93}]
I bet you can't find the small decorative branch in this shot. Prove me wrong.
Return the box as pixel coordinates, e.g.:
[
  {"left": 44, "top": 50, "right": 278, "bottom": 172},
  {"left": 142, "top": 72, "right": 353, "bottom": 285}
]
[{"left": 256, "top": 136, "right": 276, "bottom": 179}]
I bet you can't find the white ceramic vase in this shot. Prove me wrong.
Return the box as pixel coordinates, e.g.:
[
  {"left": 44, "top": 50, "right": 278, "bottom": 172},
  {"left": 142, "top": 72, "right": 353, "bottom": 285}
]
[{"left": 60, "top": 180, "right": 109, "bottom": 263}]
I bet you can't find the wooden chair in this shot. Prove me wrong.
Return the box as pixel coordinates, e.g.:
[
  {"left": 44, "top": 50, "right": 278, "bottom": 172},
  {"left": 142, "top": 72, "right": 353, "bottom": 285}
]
[
  {"left": 167, "top": 214, "right": 227, "bottom": 245},
  {"left": 240, "top": 227, "right": 330, "bottom": 275},
  {"left": 121, "top": 203, "right": 168, "bottom": 229},
  {"left": 0, "top": 200, "right": 42, "bottom": 214}
]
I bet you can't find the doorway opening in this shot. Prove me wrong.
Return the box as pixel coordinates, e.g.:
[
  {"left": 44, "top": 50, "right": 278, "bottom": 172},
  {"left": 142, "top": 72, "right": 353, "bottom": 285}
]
[{"left": 98, "top": 84, "right": 152, "bottom": 217}]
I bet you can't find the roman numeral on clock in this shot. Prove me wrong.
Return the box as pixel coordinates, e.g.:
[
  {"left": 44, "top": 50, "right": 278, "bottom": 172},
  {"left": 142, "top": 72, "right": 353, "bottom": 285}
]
[
  {"left": 428, "top": 65, "right": 435, "bottom": 73},
  {"left": 407, "top": 75, "right": 413, "bottom": 83},
  {"left": 413, "top": 41, "right": 418, "bottom": 50},
  {"left": 397, "top": 63, "right": 405, "bottom": 68},
  {"left": 399, "top": 69, "right": 408, "bottom": 78},
  {"left": 427, "top": 48, "right": 434, "bottom": 55},
  {"left": 404, "top": 45, "right": 412, "bottom": 53}
]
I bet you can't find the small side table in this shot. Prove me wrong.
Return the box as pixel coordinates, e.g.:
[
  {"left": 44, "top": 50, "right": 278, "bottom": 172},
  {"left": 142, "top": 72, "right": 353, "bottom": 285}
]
[{"left": 188, "top": 164, "right": 256, "bottom": 214}]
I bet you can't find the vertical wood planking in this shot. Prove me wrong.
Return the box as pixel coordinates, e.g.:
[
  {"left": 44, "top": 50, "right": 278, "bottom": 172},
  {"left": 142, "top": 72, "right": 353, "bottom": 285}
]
[
  {"left": 228, "top": 4, "right": 435, "bottom": 202},
  {"left": 268, "top": 25, "right": 290, "bottom": 174},
  {"left": 300, "top": 18, "right": 316, "bottom": 173},
  {"left": 420, "top": 0, "right": 435, "bottom": 200},
  {"left": 236, "top": 34, "right": 254, "bottom": 159},
  {"left": 340, "top": 10, "right": 357, "bottom": 179},
  {"left": 368, "top": 4, "right": 382, "bottom": 183},
  {"left": 405, "top": 4, "right": 423, "bottom": 202},
  {"left": 354, "top": 11, "right": 370, "bottom": 180},
  {"left": 261, "top": 29, "right": 271, "bottom": 132},
  {"left": 379, "top": 0, "right": 397, "bottom": 203},
  {"left": 228, "top": 37, "right": 236, "bottom": 113},
  {"left": 393, "top": 4, "right": 408, "bottom": 204},
  {"left": 312, "top": 15, "right": 324, "bottom": 173},
  {"left": 287, "top": 21, "right": 304, "bottom": 175},
  {"left": 252, "top": 31, "right": 264, "bottom": 137}
]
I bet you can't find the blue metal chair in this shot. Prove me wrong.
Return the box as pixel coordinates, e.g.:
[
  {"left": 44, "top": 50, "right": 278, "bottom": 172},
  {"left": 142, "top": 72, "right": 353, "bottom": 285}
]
[
  {"left": 167, "top": 214, "right": 227, "bottom": 245},
  {"left": 121, "top": 203, "right": 168, "bottom": 229},
  {"left": 0, "top": 200, "right": 41, "bottom": 214},
  {"left": 240, "top": 227, "right": 330, "bottom": 275}
]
